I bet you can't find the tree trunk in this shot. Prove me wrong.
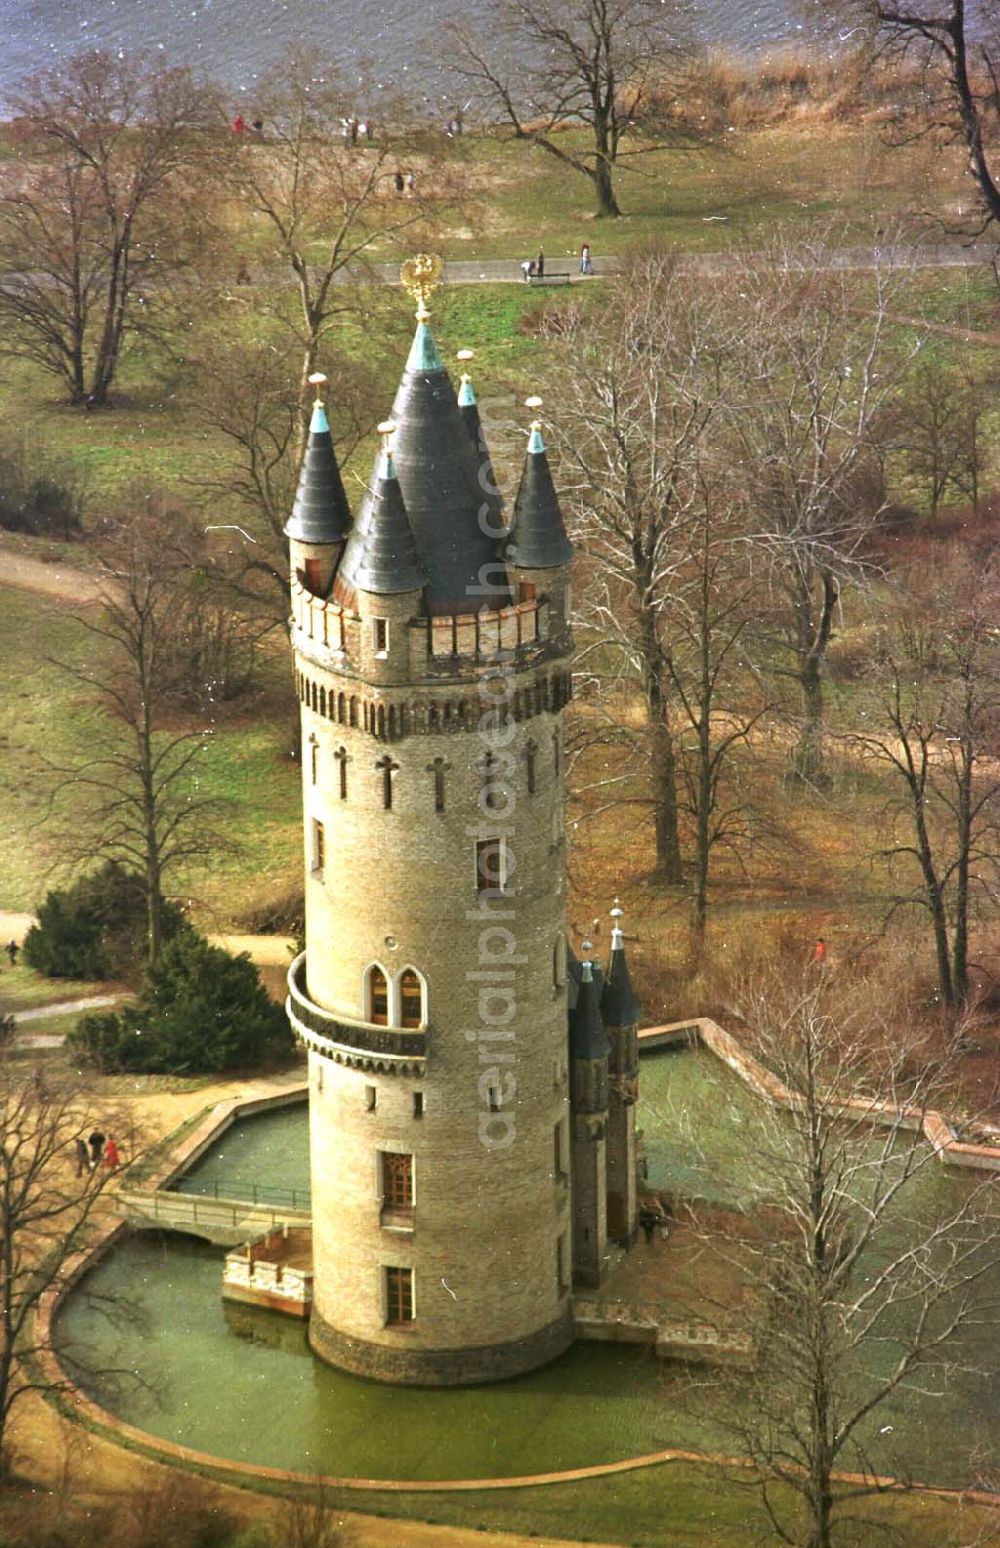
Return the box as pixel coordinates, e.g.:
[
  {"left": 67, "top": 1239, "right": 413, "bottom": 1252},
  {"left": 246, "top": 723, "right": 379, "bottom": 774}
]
[
  {"left": 651, "top": 715, "right": 682, "bottom": 883},
  {"left": 592, "top": 157, "right": 621, "bottom": 218},
  {"left": 914, "top": 806, "right": 956, "bottom": 1009},
  {"left": 796, "top": 655, "right": 825, "bottom": 786},
  {"left": 640, "top": 620, "right": 682, "bottom": 883},
  {"left": 794, "top": 568, "right": 838, "bottom": 787},
  {"left": 952, "top": 732, "right": 973, "bottom": 1006}
]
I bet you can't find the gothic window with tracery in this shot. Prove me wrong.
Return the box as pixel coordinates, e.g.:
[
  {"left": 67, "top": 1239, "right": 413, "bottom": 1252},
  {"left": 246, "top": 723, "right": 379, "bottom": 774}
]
[
  {"left": 399, "top": 969, "right": 424, "bottom": 1028},
  {"left": 367, "top": 965, "right": 389, "bottom": 1025}
]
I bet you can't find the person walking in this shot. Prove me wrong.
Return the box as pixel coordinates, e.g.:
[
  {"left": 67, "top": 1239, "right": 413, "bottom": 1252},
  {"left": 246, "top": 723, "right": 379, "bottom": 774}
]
[
  {"left": 394, "top": 169, "right": 405, "bottom": 196},
  {"left": 536, "top": 249, "right": 545, "bottom": 278},
  {"left": 580, "top": 242, "right": 592, "bottom": 275},
  {"left": 405, "top": 168, "right": 417, "bottom": 195},
  {"left": 74, "top": 1137, "right": 89, "bottom": 1178},
  {"left": 88, "top": 1129, "right": 106, "bottom": 1170},
  {"left": 5, "top": 939, "right": 17, "bottom": 965},
  {"left": 521, "top": 258, "right": 535, "bottom": 282},
  {"left": 813, "top": 937, "right": 828, "bottom": 966},
  {"left": 103, "top": 1135, "right": 121, "bottom": 1172}
]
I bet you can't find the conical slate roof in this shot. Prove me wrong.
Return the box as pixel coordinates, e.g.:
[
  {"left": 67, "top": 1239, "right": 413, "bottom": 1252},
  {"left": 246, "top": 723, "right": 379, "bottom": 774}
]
[
  {"left": 505, "top": 423, "right": 573, "bottom": 570},
  {"left": 284, "top": 400, "right": 352, "bottom": 545},
  {"left": 337, "top": 448, "right": 424, "bottom": 596},
  {"left": 458, "top": 371, "right": 505, "bottom": 542},
  {"left": 601, "top": 925, "right": 641, "bottom": 1027},
  {"left": 388, "top": 322, "right": 513, "bottom": 614},
  {"left": 569, "top": 960, "right": 610, "bottom": 1062}
]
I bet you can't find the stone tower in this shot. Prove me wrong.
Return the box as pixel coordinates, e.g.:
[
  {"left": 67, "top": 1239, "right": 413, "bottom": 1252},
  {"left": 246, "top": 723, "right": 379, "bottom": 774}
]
[
  {"left": 568, "top": 952, "right": 610, "bottom": 1289},
  {"left": 601, "top": 909, "right": 641, "bottom": 1246},
  {"left": 284, "top": 270, "right": 578, "bottom": 1385}
]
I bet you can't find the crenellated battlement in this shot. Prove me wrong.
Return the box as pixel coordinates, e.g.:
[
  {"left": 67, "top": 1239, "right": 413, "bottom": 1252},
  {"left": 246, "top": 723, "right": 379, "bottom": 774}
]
[{"left": 290, "top": 575, "right": 564, "bottom": 678}]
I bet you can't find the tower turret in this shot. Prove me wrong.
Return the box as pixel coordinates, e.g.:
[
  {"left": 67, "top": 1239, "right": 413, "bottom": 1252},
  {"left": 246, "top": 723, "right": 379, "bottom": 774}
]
[
  {"left": 505, "top": 407, "right": 573, "bottom": 638},
  {"left": 285, "top": 258, "right": 576, "bottom": 1386},
  {"left": 334, "top": 425, "right": 426, "bottom": 688},
  {"left": 568, "top": 947, "right": 610, "bottom": 1289},
  {"left": 284, "top": 375, "right": 353, "bottom": 598},
  {"left": 601, "top": 903, "right": 641, "bottom": 1247},
  {"left": 456, "top": 348, "right": 505, "bottom": 544}
]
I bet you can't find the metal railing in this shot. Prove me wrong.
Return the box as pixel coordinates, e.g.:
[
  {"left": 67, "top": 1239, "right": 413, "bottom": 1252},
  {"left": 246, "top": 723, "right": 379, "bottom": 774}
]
[
  {"left": 118, "top": 1187, "right": 311, "bottom": 1234},
  {"left": 168, "top": 1178, "right": 311, "bottom": 1210}
]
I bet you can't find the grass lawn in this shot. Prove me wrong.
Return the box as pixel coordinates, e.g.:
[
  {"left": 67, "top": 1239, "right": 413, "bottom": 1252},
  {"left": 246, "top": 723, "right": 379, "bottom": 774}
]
[{"left": 0, "top": 584, "right": 303, "bottom": 927}]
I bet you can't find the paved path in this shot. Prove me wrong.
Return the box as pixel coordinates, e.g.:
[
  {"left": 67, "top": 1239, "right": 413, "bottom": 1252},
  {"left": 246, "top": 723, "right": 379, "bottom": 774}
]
[
  {"left": 362, "top": 242, "right": 998, "bottom": 287},
  {"left": 12, "top": 993, "right": 126, "bottom": 1024}
]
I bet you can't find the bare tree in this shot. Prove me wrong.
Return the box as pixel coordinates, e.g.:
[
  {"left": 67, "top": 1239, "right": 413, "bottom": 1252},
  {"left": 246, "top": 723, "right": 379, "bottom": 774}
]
[
  {"left": 0, "top": 50, "right": 221, "bottom": 406},
  {"left": 667, "top": 488, "right": 774, "bottom": 935},
  {"left": 0, "top": 1060, "right": 136, "bottom": 1478},
  {"left": 852, "top": 552, "right": 999, "bottom": 1011},
  {"left": 45, "top": 509, "right": 233, "bottom": 967},
  {"left": 896, "top": 357, "right": 991, "bottom": 517},
  {"left": 221, "top": 56, "right": 430, "bottom": 427},
  {"left": 730, "top": 236, "right": 918, "bottom": 785},
  {"left": 684, "top": 973, "right": 999, "bottom": 1548},
  {"left": 452, "top": 0, "right": 696, "bottom": 218},
  {"left": 554, "top": 253, "right": 748, "bottom": 881},
  {"left": 189, "top": 334, "right": 379, "bottom": 624},
  {"left": 869, "top": 0, "right": 1000, "bottom": 234}
]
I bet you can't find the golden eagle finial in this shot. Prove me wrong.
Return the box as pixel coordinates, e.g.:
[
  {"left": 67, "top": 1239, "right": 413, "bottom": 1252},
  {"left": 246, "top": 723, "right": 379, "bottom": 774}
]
[{"left": 400, "top": 253, "right": 444, "bottom": 322}]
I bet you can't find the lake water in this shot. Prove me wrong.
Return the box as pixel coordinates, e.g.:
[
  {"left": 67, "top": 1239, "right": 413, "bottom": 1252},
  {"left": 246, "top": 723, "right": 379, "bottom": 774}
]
[{"left": 0, "top": 0, "right": 846, "bottom": 111}]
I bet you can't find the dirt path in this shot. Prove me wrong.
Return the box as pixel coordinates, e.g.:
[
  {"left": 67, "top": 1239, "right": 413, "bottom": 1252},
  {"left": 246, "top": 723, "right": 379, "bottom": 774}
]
[{"left": 0, "top": 545, "right": 104, "bottom": 604}]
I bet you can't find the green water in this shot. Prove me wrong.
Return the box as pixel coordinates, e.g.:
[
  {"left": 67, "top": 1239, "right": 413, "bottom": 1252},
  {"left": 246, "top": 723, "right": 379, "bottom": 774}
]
[
  {"left": 57, "top": 1050, "right": 997, "bottom": 1486},
  {"left": 59, "top": 1233, "right": 720, "bottom": 1476},
  {"left": 172, "top": 1105, "right": 310, "bottom": 1207}
]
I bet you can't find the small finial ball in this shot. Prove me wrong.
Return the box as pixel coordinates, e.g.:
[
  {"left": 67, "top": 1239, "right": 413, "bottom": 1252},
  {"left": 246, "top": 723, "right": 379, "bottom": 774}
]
[
  {"left": 456, "top": 348, "right": 475, "bottom": 362},
  {"left": 524, "top": 394, "right": 543, "bottom": 410}
]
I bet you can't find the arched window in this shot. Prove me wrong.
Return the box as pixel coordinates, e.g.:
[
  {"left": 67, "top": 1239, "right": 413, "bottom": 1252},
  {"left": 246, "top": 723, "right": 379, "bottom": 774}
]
[
  {"left": 399, "top": 969, "right": 424, "bottom": 1028},
  {"left": 319, "top": 686, "right": 326, "bottom": 718},
  {"left": 367, "top": 965, "right": 389, "bottom": 1026}
]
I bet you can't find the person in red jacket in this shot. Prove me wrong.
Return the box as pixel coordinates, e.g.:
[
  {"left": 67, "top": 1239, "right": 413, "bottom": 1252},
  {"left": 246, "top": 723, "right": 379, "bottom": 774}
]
[{"left": 103, "top": 1135, "right": 121, "bottom": 1171}]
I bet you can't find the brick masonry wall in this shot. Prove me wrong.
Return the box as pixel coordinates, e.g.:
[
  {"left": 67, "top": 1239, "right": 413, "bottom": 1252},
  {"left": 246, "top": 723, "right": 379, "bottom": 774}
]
[{"left": 293, "top": 607, "right": 577, "bottom": 1379}]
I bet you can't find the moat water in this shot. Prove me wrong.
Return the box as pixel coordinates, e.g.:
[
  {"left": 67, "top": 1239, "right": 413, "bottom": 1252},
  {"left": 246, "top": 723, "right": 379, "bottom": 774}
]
[{"left": 57, "top": 1049, "right": 996, "bottom": 1487}]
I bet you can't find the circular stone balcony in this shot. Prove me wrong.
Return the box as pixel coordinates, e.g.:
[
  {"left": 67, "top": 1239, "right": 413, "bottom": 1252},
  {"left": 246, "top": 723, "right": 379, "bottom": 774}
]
[{"left": 286, "top": 952, "right": 427, "bottom": 1077}]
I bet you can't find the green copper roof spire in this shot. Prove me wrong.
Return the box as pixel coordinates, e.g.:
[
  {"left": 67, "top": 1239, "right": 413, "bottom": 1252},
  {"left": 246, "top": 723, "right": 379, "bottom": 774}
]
[
  {"left": 337, "top": 421, "right": 425, "bottom": 596},
  {"left": 284, "top": 374, "right": 352, "bottom": 545},
  {"left": 386, "top": 261, "right": 512, "bottom": 613},
  {"left": 505, "top": 402, "right": 574, "bottom": 570},
  {"left": 601, "top": 901, "right": 641, "bottom": 1027},
  {"left": 570, "top": 946, "right": 610, "bottom": 1061},
  {"left": 456, "top": 350, "right": 505, "bottom": 543},
  {"left": 406, "top": 321, "right": 444, "bottom": 373}
]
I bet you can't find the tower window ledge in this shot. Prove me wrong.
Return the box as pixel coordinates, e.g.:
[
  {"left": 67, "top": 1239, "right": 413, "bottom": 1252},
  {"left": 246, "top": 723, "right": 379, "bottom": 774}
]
[
  {"left": 286, "top": 952, "right": 428, "bottom": 1066},
  {"left": 380, "top": 1206, "right": 415, "bottom": 1234}
]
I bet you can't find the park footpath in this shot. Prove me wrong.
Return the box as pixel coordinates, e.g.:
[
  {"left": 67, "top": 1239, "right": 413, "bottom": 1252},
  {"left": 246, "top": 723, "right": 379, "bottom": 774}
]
[{"left": 363, "top": 243, "right": 998, "bottom": 287}]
